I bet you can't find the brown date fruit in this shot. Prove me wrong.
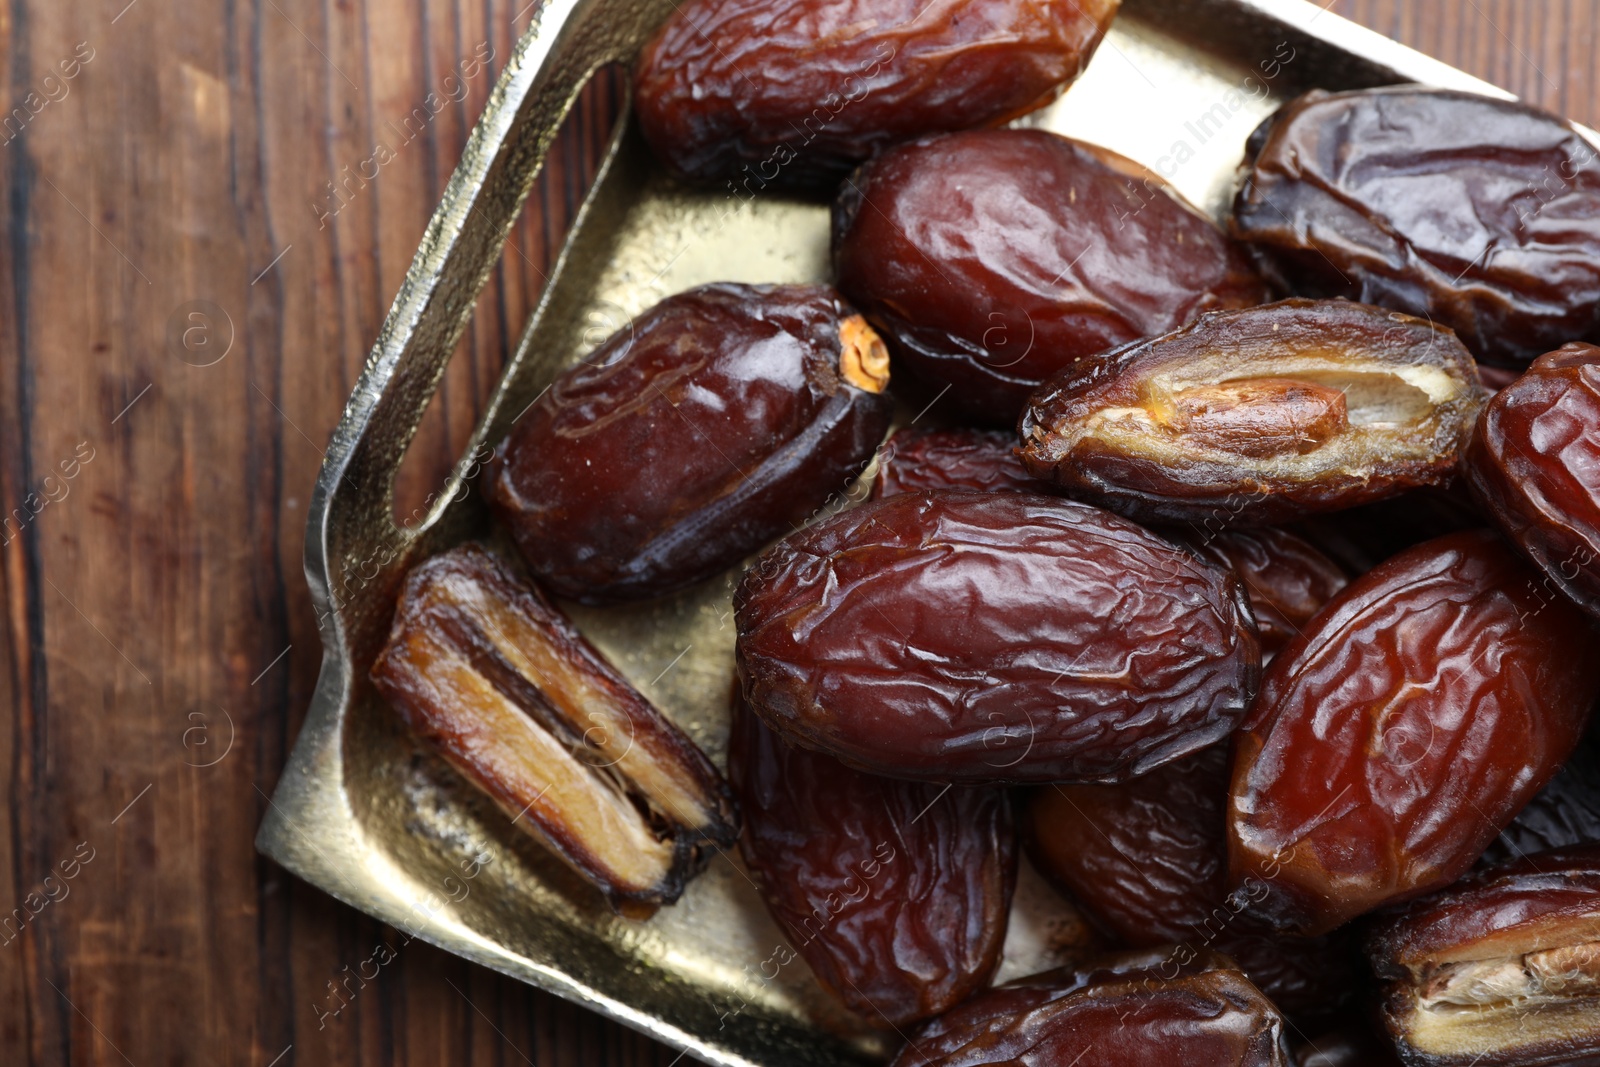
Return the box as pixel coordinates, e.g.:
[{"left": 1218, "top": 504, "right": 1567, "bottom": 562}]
[
  {"left": 892, "top": 947, "right": 1290, "bottom": 1066},
  {"left": 1466, "top": 342, "right": 1600, "bottom": 620},
  {"left": 1368, "top": 843, "right": 1600, "bottom": 1066},
  {"left": 484, "top": 283, "right": 892, "bottom": 604},
  {"left": 1018, "top": 299, "right": 1487, "bottom": 527},
  {"left": 1232, "top": 87, "right": 1600, "bottom": 366},
  {"left": 1481, "top": 718, "right": 1600, "bottom": 869},
  {"left": 735, "top": 489, "right": 1260, "bottom": 784},
  {"left": 370, "top": 544, "right": 738, "bottom": 916},
  {"left": 633, "top": 0, "right": 1119, "bottom": 190},
  {"left": 1028, "top": 746, "right": 1359, "bottom": 1017},
  {"left": 833, "top": 129, "right": 1267, "bottom": 423},
  {"left": 1228, "top": 530, "right": 1600, "bottom": 937},
  {"left": 729, "top": 697, "right": 1014, "bottom": 1026},
  {"left": 871, "top": 426, "right": 1047, "bottom": 499},
  {"left": 1174, "top": 528, "right": 1347, "bottom": 660}
]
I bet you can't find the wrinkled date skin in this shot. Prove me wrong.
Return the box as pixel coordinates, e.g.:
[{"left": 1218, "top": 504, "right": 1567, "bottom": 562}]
[
  {"left": 871, "top": 426, "right": 1048, "bottom": 499},
  {"left": 634, "top": 0, "right": 1118, "bottom": 190},
  {"left": 1029, "top": 747, "right": 1358, "bottom": 1016},
  {"left": 729, "top": 700, "right": 1014, "bottom": 1025},
  {"left": 1228, "top": 531, "right": 1600, "bottom": 937},
  {"left": 370, "top": 545, "right": 738, "bottom": 916},
  {"left": 1482, "top": 721, "right": 1600, "bottom": 869},
  {"left": 1467, "top": 342, "right": 1600, "bottom": 619},
  {"left": 1232, "top": 88, "right": 1600, "bottom": 366},
  {"left": 833, "top": 129, "right": 1267, "bottom": 422},
  {"left": 485, "top": 283, "right": 892, "bottom": 604},
  {"left": 1368, "top": 844, "right": 1600, "bottom": 1066},
  {"left": 1018, "top": 299, "right": 1487, "bottom": 527},
  {"left": 1175, "top": 528, "right": 1347, "bottom": 660},
  {"left": 735, "top": 490, "right": 1260, "bottom": 784},
  {"left": 892, "top": 948, "right": 1290, "bottom": 1066}
]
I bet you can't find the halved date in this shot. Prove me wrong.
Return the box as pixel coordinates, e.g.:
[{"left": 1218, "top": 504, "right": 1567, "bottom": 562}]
[
  {"left": 1232, "top": 87, "right": 1600, "bottom": 366},
  {"left": 1018, "top": 299, "right": 1487, "bottom": 527},
  {"left": 370, "top": 544, "right": 738, "bottom": 916},
  {"left": 894, "top": 947, "right": 1290, "bottom": 1066},
  {"left": 1228, "top": 531, "right": 1600, "bottom": 936},
  {"left": 729, "top": 698, "right": 1014, "bottom": 1025},
  {"left": 634, "top": 0, "right": 1119, "bottom": 189},
  {"left": 1028, "top": 746, "right": 1358, "bottom": 1016},
  {"left": 735, "top": 490, "right": 1260, "bottom": 784},
  {"left": 485, "top": 283, "right": 893, "bottom": 604},
  {"left": 1467, "top": 342, "right": 1600, "bottom": 619},
  {"left": 833, "top": 129, "right": 1266, "bottom": 422},
  {"left": 871, "top": 426, "right": 1047, "bottom": 499},
  {"left": 1368, "top": 843, "right": 1600, "bottom": 1066}
]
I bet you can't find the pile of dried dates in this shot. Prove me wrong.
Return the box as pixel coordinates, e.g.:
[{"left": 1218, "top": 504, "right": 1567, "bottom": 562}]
[{"left": 369, "top": 0, "right": 1600, "bottom": 1061}]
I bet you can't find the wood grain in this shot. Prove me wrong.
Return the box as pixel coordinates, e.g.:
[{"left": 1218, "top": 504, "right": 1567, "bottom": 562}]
[{"left": 0, "top": 1, "right": 1587, "bottom": 1063}]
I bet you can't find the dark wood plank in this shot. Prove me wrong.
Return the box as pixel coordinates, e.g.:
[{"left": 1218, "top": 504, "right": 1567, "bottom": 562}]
[{"left": 0, "top": 0, "right": 1589, "bottom": 1064}]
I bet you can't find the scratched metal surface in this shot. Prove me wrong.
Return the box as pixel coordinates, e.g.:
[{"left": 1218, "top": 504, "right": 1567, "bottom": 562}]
[{"left": 256, "top": 1, "right": 1510, "bottom": 1063}]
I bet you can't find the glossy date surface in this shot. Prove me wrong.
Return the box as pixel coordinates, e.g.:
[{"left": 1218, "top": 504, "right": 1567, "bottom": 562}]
[
  {"left": 369, "top": 545, "right": 738, "bottom": 915},
  {"left": 892, "top": 948, "right": 1290, "bottom": 1066},
  {"left": 735, "top": 490, "right": 1260, "bottom": 784},
  {"left": 729, "top": 700, "right": 1014, "bottom": 1025},
  {"left": 833, "top": 129, "right": 1266, "bottom": 422},
  {"left": 1368, "top": 844, "right": 1600, "bottom": 1066},
  {"left": 1018, "top": 299, "right": 1486, "bottom": 526},
  {"left": 1228, "top": 531, "right": 1600, "bottom": 936},
  {"left": 1028, "top": 746, "right": 1357, "bottom": 1016},
  {"left": 484, "top": 283, "right": 892, "bottom": 604},
  {"left": 634, "top": 0, "right": 1118, "bottom": 189},
  {"left": 1467, "top": 342, "right": 1600, "bottom": 619},
  {"left": 871, "top": 426, "right": 1046, "bottom": 499},
  {"left": 1232, "top": 87, "right": 1600, "bottom": 366}
]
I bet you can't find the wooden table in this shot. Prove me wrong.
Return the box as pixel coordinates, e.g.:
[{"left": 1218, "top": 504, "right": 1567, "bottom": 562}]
[{"left": 0, "top": 1, "right": 1588, "bottom": 1063}]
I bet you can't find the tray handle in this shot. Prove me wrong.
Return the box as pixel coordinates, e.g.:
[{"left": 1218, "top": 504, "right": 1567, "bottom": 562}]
[{"left": 304, "top": 0, "right": 659, "bottom": 640}]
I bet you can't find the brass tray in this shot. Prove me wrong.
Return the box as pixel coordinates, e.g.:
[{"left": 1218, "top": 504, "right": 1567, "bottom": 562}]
[{"left": 256, "top": 2, "right": 1513, "bottom": 1063}]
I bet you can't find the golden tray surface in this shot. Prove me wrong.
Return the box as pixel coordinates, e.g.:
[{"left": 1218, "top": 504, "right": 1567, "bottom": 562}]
[{"left": 256, "top": 2, "right": 1514, "bottom": 1062}]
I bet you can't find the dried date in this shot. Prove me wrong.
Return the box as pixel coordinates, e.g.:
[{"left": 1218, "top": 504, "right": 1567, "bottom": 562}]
[
  {"left": 1231, "top": 87, "right": 1600, "bottom": 366},
  {"left": 871, "top": 426, "right": 1046, "bottom": 499},
  {"left": 892, "top": 948, "right": 1290, "bottom": 1066},
  {"left": 1228, "top": 531, "right": 1600, "bottom": 936},
  {"left": 1028, "top": 746, "right": 1358, "bottom": 1016},
  {"left": 485, "top": 283, "right": 892, "bottom": 604},
  {"left": 833, "top": 129, "right": 1267, "bottom": 422},
  {"left": 1368, "top": 843, "right": 1600, "bottom": 1066},
  {"left": 735, "top": 489, "right": 1260, "bottom": 784},
  {"left": 370, "top": 544, "right": 738, "bottom": 916},
  {"left": 729, "top": 698, "right": 1014, "bottom": 1025},
  {"left": 634, "top": 0, "right": 1119, "bottom": 189},
  {"left": 1018, "top": 299, "right": 1487, "bottom": 526},
  {"left": 1466, "top": 342, "right": 1600, "bottom": 619}
]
